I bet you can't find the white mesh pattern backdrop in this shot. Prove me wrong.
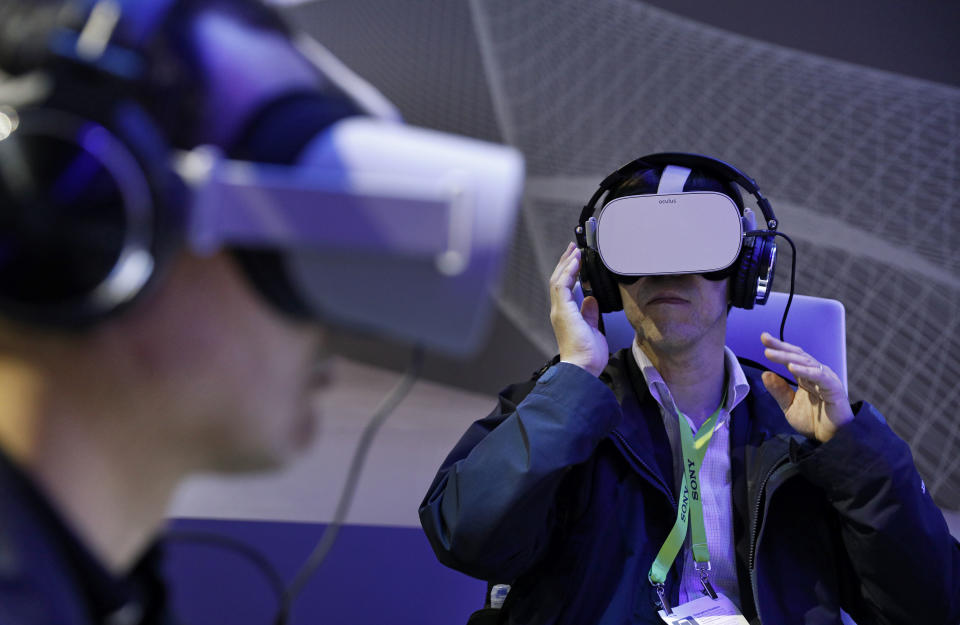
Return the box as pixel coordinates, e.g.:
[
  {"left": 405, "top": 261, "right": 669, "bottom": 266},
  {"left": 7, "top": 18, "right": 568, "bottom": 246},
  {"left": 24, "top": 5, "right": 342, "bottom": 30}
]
[{"left": 287, "top": 0, "right": 960, "bottom": 508}]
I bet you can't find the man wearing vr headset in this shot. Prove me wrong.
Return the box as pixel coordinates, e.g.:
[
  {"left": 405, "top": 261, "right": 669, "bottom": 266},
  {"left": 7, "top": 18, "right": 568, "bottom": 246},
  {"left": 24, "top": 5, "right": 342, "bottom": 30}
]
[
  {"left": 420, "top": 156, "right": 959, "bottom": 624},
  {"left": 0, "top": 0, "right": 522, "bottom": 623}
]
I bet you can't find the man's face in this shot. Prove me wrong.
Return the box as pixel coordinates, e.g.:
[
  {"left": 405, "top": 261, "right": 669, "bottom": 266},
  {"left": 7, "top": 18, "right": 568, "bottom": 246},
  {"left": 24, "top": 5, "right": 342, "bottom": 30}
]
[
  {"left": 617, "top": 274, "right": 729, "bottom": 354},
  {"left": 120, "top": 252, "right": 329, "bottom": 474}
]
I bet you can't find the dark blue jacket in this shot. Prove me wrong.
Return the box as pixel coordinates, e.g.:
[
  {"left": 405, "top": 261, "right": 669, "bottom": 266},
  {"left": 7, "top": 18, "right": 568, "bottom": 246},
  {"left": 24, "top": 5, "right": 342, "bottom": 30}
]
[{"left": 419, "top": 350, "right": 960, "bottom": 625}]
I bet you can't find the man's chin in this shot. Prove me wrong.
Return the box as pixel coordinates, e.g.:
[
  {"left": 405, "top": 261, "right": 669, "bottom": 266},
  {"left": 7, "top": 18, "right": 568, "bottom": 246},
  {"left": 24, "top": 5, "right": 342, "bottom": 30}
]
[
  {"left": 641, "top": 323, "right": 705, "bottom": 352},
  {"left": 208, "top": 451, "right": 287, "bottom": 475},
  {"left": 211, "top": 426, "right": 318, "bottom": 474}
]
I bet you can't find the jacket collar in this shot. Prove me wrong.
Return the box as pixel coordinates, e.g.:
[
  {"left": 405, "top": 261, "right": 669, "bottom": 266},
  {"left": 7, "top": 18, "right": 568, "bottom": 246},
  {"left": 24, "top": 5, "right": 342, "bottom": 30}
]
[
  {"left": 602, "top": 348, "right": 676, "bottom": 502},
  {"left": 602, "top": 350, "right": 799, "bottom": 482}
]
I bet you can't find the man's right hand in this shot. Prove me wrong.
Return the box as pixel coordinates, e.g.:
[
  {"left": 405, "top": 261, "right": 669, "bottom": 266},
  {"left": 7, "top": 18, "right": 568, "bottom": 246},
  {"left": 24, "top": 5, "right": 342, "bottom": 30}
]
[{"left": 549, "top": 243, "right": 610, "bottom": 377}]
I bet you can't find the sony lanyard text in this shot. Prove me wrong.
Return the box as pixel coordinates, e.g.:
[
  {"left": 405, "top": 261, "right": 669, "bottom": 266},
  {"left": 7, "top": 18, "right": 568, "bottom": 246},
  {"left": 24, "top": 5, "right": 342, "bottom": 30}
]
[{"left": 648, "top": 389, "right": 727, "bottom": 615}]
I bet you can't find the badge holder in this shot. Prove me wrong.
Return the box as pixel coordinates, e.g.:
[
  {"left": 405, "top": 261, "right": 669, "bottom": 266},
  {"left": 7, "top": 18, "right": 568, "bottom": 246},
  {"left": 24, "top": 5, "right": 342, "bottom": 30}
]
[
  {"left": 657, "top": 593, "right": 750, "bottom": 625},
  {"left": 653, "top": 561, "right": 717, "bottom": 617},
  {"left": 653, "top": 581, "right": 672, "bottom": 616},
  {"left": 694, "top": 561, "right": 718, "bottom": 600}
]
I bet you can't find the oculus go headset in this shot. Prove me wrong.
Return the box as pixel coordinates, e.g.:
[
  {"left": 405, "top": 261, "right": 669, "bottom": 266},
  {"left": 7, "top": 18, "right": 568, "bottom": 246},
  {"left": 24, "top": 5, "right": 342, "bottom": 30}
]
[
  {"left": 0, "top": 0, "right": 524, "bottom": 355},
  {"left": 575, "top": 153, "right": 780, "bottom": 313}
]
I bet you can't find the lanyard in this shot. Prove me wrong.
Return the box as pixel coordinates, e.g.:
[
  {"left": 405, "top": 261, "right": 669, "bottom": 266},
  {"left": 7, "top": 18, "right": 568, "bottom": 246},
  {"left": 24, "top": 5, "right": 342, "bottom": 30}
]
[{"left": 648, "top": 390, "right": 727, "bottom": 613}]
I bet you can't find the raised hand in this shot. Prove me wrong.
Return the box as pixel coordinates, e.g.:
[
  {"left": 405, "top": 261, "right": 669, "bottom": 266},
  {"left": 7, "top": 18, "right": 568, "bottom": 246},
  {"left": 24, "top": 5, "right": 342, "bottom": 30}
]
[
  {"left": 549, "top": 243, "right": 610, "bottom": 377},
  {"left": 760, "top": 332, "right": 854, "bottom": 443}
]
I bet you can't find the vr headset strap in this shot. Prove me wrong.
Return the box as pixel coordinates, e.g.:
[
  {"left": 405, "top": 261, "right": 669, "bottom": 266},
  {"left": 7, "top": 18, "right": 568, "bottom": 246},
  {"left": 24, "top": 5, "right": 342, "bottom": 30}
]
[{"left": 656, "top": 165, "right": 692, "bottom": 194}]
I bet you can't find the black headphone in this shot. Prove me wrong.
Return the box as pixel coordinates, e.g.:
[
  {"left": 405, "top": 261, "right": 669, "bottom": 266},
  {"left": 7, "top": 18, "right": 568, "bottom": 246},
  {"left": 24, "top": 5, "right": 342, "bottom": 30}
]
[
  {"left": 0, "top": 61, "right": 186, "bottom": 327},
  {"left": 0, "top": 0, "right": 359, "bottom": 329},
  {"left": 574, "top": 152, "right": 779, "bottom": 313}
]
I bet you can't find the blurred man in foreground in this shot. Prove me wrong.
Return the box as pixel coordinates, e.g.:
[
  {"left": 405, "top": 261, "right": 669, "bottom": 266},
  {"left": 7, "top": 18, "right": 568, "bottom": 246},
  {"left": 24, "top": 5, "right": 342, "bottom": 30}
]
[{"left": 0, "top": 0, "right": 522, "bottom": 622}]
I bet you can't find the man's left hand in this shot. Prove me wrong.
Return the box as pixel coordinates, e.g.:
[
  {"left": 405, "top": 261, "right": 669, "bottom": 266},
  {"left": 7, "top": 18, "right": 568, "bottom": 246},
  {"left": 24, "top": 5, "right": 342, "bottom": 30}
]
[{"left": 759, "top": 332, "right": 854, "bottom": 443}]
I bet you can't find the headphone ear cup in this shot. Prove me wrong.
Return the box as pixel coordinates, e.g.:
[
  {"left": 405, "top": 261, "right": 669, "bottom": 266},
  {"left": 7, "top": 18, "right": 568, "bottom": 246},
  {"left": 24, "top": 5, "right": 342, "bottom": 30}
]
[
  {"left": 753, "top": 233, "right": 776, "bottom": 306},
  {"left": 731, "top": 233, "right": 768, "bottom": 310},
  {"left": 581, "top": 246, "right": 623, "bottom": 313},
  {"left": 0, "top": 101, "right": 182, "bottom": 328}
]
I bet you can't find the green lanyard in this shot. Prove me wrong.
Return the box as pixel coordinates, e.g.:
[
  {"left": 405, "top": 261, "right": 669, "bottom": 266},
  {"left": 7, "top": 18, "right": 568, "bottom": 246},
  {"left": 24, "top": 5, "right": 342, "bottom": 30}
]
[{"left": 648, "top": 390, "right": 727, "bottom": 613}]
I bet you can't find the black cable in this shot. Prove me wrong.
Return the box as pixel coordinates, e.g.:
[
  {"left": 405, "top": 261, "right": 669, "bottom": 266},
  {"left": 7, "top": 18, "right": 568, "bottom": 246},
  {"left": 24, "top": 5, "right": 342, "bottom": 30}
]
[
  {"left": 771, "top": 231, "right": 797, "bottom": 342},
  {"left": 164, "top": 530, "right": 287, "bottom": 605},
  {"left": 274, "top": 344, "right": 425, "bottom": 625}
]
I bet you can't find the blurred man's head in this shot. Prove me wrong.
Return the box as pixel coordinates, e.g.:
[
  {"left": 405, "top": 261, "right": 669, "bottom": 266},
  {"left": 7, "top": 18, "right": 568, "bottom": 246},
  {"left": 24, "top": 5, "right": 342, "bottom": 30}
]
[
  {"left": 0, "top": 0, "right": 523, "bottom": 578},
  {"left": 0, "top": 5, "right": 365, "bottom": 577}
]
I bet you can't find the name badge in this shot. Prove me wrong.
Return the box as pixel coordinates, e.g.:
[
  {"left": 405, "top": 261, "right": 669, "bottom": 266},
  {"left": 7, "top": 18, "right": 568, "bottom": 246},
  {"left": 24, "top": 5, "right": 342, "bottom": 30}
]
[{"left": 657, "top": 592, "right": 749, "bottom": 625}]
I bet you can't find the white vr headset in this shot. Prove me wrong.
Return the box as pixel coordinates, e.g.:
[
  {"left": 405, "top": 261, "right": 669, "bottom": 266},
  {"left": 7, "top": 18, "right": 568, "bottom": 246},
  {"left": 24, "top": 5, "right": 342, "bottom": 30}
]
[
  {"left": 591, "top": 190, "right": 745, "bottom": 277},
  {"left": 177, "top": 117, "right": 523, "bottom": 355},
  {"left": 587, "top": 164, "right": 756, "bottom": 277}
]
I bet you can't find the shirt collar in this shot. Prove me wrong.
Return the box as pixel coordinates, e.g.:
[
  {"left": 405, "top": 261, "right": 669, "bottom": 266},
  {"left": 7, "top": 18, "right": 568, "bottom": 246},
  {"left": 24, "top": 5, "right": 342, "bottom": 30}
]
[{"left": 631, "top": 336, "right": 750, "bottom": 428}]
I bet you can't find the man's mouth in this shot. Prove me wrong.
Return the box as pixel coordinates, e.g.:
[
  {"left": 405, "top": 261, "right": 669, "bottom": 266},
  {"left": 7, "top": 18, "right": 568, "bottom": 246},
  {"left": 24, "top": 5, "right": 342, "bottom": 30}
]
[{"left": 646, "top": 293, "right": 690, "bottom": 305}]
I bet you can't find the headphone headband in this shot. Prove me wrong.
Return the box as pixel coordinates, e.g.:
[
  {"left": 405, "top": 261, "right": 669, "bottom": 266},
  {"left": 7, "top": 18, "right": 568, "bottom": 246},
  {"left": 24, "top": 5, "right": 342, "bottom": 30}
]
[{"left": 578, "top": 152, "right": 778, "bottom": 231}]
